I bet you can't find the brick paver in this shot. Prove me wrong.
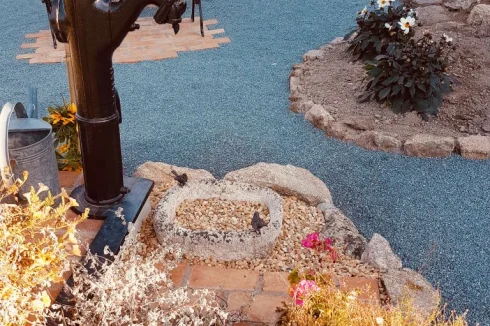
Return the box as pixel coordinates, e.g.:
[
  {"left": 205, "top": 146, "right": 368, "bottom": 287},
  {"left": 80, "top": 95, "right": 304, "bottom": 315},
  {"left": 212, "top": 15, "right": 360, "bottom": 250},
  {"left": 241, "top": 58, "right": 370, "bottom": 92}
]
[
  {"left": 189, "top": 265, "right": 260, "bottom": 290},
  {"left": 339, "top": 276, "right": 380, "bottom": 304},
  {"left": 244, "top": 294, "right": 289, "bottom": 324},
  {"left": 17, "top": 17, "right": 230, "bottom": 64},
  {"left": 262, "top": 272, "right": 290, "bottom": 293}
]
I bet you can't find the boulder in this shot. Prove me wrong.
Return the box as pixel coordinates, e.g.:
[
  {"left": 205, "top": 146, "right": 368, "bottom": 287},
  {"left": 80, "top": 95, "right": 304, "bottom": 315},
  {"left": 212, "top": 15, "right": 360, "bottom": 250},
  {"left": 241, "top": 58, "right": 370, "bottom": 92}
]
[
  {"left": 416, "top": 6, "right": 452, "bottom": 25},
  {"left": 382, "top": 268, "right": 441, "bottom": 318},
  {"left": 329, "top": 37, "right": 345, "bottom": 45},
  {"left": 318, "top": 207, "right": 367, "bottom": 258},
  {"left": 303, "top": 49, "right": 324, "bottom": 62},
  {"left": 133, "top": 161, "right": 215, "bottom": 185},
  {"left": 304, "top": 104, "right": 335, "bottom": 130},
  {"left": 224, "top": 163, "right": 332, "bottom": 205},
  {"left": 457, "top": 136, "right": 490, "bottom": 159},
  {"left": 444, "top": 0, "right": 479, "bottom": 11},
  {"left": 355, "top": 131, "right": 403, "bottom": 153},
  {"left": 361, "top": 233, "right": 403, "bottom": 271},
  {"left": 289, "top": 76, "right": 302, "bottom": 98},
  {"left": 325, "top": 122, "right": 358, "bottom": 142},
  {"left": 290, "top": 99, "right": 315, "bottom": 114},
  {"left": 404, "top": 134, "right": 455, "bottom": 157},
  {"left": 467, "top": 4, "right": 490, "bottom": 35}
]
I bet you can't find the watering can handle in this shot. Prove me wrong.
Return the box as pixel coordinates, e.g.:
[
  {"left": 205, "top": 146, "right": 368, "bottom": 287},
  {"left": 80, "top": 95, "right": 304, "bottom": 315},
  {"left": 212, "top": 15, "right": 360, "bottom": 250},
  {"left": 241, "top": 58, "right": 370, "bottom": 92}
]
[{"left": 0, "top": 102, "right": 14, "bottom": 185}]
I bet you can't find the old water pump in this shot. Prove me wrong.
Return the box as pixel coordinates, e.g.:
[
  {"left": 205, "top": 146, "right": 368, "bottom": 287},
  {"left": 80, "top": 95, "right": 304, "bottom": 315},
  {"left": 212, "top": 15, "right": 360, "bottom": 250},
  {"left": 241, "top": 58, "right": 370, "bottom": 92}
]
[{"left": 42, "top": 0, "right": 186, "bottom": 215}]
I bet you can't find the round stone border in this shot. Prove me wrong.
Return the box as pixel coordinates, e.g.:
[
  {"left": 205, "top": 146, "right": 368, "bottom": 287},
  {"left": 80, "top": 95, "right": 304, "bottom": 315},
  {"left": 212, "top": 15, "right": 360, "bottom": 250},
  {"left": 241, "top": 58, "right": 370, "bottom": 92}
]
[
  {"left": 153, "top": 179, "right": 283, "bottom": 261},
  {"left": 289, "top": 38, "right": 490, "bottom": 160}
]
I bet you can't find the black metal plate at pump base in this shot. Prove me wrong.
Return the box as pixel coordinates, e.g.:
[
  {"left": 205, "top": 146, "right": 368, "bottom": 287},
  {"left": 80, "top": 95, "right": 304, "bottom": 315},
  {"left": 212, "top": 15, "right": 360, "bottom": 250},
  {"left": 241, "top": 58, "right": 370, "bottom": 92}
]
[{"left": 50, "top": 176, "right": 153, "bottom": 316}]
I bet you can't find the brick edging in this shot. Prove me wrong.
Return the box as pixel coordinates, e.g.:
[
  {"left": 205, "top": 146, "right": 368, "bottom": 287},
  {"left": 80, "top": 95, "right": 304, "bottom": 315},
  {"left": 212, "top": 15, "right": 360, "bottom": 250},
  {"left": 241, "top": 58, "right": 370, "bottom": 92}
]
[{"left": 290, "top": 40, "right": 490, "bottom": 160}]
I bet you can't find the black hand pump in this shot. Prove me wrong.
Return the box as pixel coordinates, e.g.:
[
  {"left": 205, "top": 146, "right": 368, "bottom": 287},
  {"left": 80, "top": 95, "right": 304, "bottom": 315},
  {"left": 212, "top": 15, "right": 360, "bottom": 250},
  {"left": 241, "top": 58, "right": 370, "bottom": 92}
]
[{"left": 42, "top": 0, "right": 187, "bottom": 215}]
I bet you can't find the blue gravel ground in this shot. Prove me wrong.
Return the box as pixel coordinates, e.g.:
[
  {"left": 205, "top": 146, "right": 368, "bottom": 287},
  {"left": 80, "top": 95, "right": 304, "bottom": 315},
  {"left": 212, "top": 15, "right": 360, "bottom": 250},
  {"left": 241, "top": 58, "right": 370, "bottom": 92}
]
[{"left": 2, "top": 0, "right": 490, "bottom": 324}]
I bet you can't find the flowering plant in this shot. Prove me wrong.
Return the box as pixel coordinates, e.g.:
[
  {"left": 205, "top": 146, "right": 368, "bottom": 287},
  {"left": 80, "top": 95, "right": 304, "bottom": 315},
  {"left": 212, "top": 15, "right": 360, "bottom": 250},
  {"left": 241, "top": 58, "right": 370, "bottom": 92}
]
[
  {"left": 0, "top": 175, "right": 88, "bottom": 326},
  {"left": 347, "top": 0, "right": 417, "bottom": 60},
  {"left": 43, "top": 99, "right": 82, "bottom": 172},
  {"left": 359, "top": 33, "right": 454, "bottom": 116}
]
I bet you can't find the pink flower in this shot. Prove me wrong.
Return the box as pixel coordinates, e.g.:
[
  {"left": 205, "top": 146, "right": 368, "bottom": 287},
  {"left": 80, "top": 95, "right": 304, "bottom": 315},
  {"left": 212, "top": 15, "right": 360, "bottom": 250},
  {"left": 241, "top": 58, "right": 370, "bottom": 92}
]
[
  {"left": 301, "top": 232, "right": 320, "bottom": 249},
  {"left": 289, "top": 280, "right": 319, "bottom": 305}
]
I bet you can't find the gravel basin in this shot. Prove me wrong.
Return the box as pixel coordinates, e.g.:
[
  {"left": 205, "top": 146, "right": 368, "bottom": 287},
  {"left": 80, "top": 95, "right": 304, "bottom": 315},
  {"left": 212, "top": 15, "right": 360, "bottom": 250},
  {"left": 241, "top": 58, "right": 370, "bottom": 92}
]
[
  {"left": 175, "top": 198, "right": 270, "bottom": 232},
  {"left": 153, "top": 179, "right": 283, "bottom": 261}
]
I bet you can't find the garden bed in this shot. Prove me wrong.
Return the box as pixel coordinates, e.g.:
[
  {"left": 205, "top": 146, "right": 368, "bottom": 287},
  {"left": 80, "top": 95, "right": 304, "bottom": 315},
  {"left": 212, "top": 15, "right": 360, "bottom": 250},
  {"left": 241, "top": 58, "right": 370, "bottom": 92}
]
[{"left": 290, "top": 2, "right": 490, "bottom": 159}]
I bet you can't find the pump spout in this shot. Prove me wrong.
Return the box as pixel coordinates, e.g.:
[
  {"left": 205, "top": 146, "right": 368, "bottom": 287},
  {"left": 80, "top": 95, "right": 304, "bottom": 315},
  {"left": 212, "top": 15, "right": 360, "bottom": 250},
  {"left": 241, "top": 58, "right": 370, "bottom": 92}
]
[{"left": 107, "top": 0, "right": 187, "bottom": 48}]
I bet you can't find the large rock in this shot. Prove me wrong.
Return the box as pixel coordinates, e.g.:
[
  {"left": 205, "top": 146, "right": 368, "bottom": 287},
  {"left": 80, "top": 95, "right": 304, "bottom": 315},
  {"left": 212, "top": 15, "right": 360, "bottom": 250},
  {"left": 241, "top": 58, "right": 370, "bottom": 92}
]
[
  {"left": 361, "top": 233, "right": 403, "bottom": 271},
  {"left": 444, "top": 0, "right": 479, "bottom": 11},
  {"left": 355, "top": 131, "right": 403, "bottom": 153},
  {"left": 404, "top": 134, "right": 455, "bottom": 157},
  {"left": 457, "top": 136, "right": 490, "bottom": 159},
  {"left": 318, "top": 203, "right": 367, "bottom": 258},
  {"left": 467, "top": 4, "right": 490, "bottom": 35},
  {"left": 303, "top": 50, "right": 324, "bottom": 62},
  {"left": 133, "top": 161, "right": 215, "bottom": 185},
  {"left": 382, "top": 268, "right": 441, "bottom": 318},
  {"left": 224, "top": 163, "right": 332, "bottom": 205},
  {"left": 304, "top": 104, "right": 335, "bottom": 130},
  {"left": 290, "top": 100, "right": 314, "bottom": 114},
  {"left": 416, "top": 6, "right": 452, "bottom": 25},
  {"left": 325, "top": 122, "right": 359, "bottom": 142}
]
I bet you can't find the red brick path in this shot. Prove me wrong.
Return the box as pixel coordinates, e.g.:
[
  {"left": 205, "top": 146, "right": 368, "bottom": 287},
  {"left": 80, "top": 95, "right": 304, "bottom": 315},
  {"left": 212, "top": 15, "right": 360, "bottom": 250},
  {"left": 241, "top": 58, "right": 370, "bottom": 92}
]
[{"left": 17, "top": 17, "right": 230, "bottom": 64}]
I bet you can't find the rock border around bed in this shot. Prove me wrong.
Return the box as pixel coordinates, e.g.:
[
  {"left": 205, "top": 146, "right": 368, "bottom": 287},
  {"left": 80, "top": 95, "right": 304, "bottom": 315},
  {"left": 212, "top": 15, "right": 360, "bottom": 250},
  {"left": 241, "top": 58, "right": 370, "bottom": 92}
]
[{"left": 289, "top": 39, "right": 490, "bottom": 160}]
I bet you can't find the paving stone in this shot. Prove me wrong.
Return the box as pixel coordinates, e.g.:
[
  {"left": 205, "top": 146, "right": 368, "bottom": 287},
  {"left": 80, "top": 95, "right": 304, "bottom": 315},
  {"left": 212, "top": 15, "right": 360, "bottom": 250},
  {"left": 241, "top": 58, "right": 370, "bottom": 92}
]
[
  {"left": 227, "top": 292, "right": 253, "bottom": 311},
  {"left": 404, "top": 134, "right": 455, "bottom": 157},
  {"left": 338, "top": 277, "right": 380, "bottom": 303},
  {"left": 244, "top": 294, "right": 290, "bottom": 324},
  {"left": 262, "top": 272, "right": 290, "bottom": 293},
  {"left": 189, "top": 265, "right": 260, "bottom": 290},
  {"left": 18, "top": 18, "right": 230, "bottom": 64}
]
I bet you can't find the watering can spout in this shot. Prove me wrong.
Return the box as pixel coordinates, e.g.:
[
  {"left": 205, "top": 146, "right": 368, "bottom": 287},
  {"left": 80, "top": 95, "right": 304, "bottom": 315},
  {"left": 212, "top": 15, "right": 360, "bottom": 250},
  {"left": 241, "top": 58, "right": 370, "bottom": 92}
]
[{"left": 0, "top": 103, "right": 14, "bottom": 185}]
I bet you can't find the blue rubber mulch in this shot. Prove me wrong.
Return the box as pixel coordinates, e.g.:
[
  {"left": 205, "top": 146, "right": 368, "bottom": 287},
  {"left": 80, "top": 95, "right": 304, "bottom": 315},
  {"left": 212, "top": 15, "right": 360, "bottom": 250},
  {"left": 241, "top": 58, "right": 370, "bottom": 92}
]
[{"left": 1, "top": 0, "right": 489, "bottom": 324}]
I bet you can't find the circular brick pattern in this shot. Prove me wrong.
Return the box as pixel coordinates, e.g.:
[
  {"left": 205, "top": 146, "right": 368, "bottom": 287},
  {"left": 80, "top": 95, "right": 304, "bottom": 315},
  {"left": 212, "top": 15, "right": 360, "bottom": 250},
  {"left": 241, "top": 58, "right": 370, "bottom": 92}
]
[{"left": 153, "top": 179, "right": 283, "bottom": 261}]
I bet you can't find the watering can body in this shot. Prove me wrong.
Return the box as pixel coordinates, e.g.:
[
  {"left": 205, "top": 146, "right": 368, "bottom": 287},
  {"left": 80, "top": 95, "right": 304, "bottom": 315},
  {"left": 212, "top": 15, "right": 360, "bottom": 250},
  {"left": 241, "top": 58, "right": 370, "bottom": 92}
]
[{"left": 0, "top": 102, "right": 61, "bottom": 197}]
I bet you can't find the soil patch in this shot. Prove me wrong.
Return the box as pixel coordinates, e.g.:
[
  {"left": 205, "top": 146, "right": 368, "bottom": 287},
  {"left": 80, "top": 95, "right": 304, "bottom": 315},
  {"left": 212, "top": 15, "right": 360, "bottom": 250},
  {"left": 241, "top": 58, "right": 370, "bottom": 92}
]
[{"left": 300, "top": 12, "right": 490, "bottom": 140}]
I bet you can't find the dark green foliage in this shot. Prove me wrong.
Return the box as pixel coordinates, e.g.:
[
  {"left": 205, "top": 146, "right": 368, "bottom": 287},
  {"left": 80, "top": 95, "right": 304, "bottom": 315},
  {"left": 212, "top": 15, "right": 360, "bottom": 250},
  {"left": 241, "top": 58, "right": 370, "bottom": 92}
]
[
  {"left": 347, "top": 1, "right": 416, "bottom": 61},
  {"left": 359, "top": 33, "right": 454, "bottom": 116}
]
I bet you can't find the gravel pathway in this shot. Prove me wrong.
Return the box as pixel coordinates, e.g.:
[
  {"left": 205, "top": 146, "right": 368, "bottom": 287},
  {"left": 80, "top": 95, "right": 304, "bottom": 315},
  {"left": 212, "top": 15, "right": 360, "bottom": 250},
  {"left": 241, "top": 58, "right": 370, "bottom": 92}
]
[{"left": 1, "top": 0, "right": 490, "bottom": 324}]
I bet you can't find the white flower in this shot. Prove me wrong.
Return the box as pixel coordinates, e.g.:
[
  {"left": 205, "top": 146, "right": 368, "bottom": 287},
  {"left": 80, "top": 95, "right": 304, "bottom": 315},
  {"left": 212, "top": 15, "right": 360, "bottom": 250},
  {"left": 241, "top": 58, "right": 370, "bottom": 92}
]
[
  {"left": 376, "top": 317, "right": 385, "bottom": 325},
  {"left": 443, "top": 33, "right": 453, "bottom": 43},
  {"left": 361, "top": 6, "right": 367, "bottom": 15},
  {"left": 377, "top": 0, "right": 390, "bottom": 8},
  {"left": 398, "top": 16, "right": 416, "bottom": 34},
  {"left": 385, "top": 23, "right": 393, "bottom": 30}
]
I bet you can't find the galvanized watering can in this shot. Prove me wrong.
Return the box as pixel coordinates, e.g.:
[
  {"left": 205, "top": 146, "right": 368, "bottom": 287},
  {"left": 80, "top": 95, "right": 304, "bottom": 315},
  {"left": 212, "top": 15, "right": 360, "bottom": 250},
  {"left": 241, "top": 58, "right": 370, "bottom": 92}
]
[{"left": 0, "top": 102, "right": 60, "bottom": 197}]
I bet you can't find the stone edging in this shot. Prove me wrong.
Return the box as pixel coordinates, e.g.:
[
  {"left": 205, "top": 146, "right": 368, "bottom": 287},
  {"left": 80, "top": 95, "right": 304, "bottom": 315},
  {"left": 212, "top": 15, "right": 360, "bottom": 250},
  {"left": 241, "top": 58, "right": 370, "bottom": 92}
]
[
  {"left": 289, "top": 38, "right": 490, "bottom": 160},
  {"left": 153, "top": 179, "right": 283, "bottom": 261}
]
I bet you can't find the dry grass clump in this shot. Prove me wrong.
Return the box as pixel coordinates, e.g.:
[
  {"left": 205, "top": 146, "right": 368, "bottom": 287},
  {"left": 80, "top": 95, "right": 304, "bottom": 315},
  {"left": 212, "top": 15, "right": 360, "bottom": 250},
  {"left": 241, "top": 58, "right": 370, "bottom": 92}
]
[
  {"left": 0, "top": 173, "right": 87, "bottom": 326},
  {"left": 56, "top": 220, "right": 229, "bottom": 325},
  {"left": 279, "top": 274, "right": 468, "bottom": 326}
]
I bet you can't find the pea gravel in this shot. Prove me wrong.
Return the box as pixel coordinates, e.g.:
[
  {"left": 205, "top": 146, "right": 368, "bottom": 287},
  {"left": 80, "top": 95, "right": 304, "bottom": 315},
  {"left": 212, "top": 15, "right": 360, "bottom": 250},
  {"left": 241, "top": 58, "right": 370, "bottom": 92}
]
[{"left": 2, "top": 0, "right": 489, "bottom": 323}]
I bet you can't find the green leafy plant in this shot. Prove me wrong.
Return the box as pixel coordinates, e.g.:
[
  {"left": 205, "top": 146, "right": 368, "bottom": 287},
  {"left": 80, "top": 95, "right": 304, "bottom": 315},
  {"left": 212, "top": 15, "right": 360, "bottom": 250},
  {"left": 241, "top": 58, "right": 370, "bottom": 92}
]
[
  {"left": 348, "top": 0, "right": 417, "bottom": 61},
  {"left": 359, "top": 33, "right": 454, "bottom": 116},
  {"left": 43, "top": 99, "right": 82, "bottom": 172}
]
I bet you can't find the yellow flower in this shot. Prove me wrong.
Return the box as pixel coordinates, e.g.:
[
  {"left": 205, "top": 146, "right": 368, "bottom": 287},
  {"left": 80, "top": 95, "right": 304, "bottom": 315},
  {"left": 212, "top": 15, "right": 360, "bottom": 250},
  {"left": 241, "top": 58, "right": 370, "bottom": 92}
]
[
  {"left": 376, "top": 317, "right": 385, "bottom": 325},
  {"left": 31, "top": 299, "right": 44, "bottom": 311},
  {"left": 57, "top": 144, "right": 69, "bottom": 155},
  {"left": 68, "top": 103, "right": 77, "bottom": 114},
  {"left": 41, "top": 291, "right": 51, "bottom": 307},
  {"left": 50, "top": 112, "right": 62, "bottom": 124}
]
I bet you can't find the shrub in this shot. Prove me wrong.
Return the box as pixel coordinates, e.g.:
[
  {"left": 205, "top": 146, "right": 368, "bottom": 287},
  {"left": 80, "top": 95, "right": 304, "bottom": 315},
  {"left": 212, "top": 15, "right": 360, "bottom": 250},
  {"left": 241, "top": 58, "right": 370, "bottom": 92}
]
[
  {"left": 348, "top": 0, "right": 417, "bottom": 61},
  {"left": 279, "top": 272, "right": 469, "bottom": 326},
  {"left": 359, "top": 33, "right": 454, "bottom": 116},
  {"left": 278, "top": 233, "right": 469, "bottom": 326},
  {"left": 43, "top": 100, "right": 82, "bottom": 172},
  {"left": 53, "top": 221, "right": 229, "bottom": 325},
  {"left": 0, "top": 174, "right": 87, "bottom": 326}
]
